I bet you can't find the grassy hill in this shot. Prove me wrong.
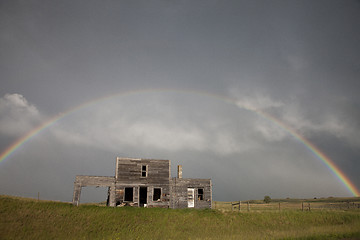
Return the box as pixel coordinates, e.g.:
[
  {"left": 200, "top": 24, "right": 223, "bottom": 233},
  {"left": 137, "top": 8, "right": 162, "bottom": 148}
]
[{"left": 1, "top": 195, "right": 360, "bottom": 240}]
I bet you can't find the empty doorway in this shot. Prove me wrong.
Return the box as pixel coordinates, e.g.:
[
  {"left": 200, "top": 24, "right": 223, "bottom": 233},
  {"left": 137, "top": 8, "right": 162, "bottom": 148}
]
[{"left": 139, "top": 187, "right": 147, "bottom": 207}]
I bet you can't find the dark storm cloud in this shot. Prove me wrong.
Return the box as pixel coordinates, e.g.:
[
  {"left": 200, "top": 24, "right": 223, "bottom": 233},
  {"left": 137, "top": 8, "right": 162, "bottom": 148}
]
[{"left": 0, "top": 0, "right": 359, "bottom": 201}]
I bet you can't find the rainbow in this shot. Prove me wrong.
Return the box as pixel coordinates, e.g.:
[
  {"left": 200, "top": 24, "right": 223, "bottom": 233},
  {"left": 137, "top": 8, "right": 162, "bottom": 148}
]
[
  {"left": 258, "top": 111, "right": 360, "bottom": 197},
  {"left": 1, "top": 88, "right": 359, "bottom": 196}
]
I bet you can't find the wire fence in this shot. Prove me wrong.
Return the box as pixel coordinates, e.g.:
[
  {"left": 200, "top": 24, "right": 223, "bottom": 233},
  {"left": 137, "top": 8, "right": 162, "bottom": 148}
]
[{"left": 213, "top": 201, "right": 360, "bottom": 212}]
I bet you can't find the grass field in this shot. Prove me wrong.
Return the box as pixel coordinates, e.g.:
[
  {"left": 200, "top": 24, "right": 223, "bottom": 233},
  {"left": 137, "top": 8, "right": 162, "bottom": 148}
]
[
  {"left": 1, "top": 195, "right": 360, "bottom": 240},
  {"left": 214, "top": 197, "right": 360, "bottom": 212}
]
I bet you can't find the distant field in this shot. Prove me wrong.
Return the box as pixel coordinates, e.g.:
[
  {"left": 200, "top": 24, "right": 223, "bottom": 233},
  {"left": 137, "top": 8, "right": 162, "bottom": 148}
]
[
  {"left": 1, "top": 195, "right": 360, "bottom": 240},
  {"left": 214, "top": 197, "right": 360, "bottom": 212}
]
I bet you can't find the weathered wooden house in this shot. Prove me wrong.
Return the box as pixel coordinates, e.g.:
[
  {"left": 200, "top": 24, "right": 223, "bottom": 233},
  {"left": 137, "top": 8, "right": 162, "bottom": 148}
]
[{"left": 72, "top": 157, "right": 212, "bottom": 209}]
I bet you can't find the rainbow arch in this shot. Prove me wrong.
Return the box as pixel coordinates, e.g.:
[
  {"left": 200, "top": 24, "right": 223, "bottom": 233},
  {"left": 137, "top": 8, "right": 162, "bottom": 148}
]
[{"left": 0, "top": 88, "right": 359, "bottom": 196}]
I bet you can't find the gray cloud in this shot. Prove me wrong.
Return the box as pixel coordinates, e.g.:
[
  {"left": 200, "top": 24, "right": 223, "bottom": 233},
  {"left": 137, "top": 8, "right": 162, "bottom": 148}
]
[
  {"left": 0, "top": 92, "right": 353, "bottom": 202},
  {"left": 0, "top": 0, "right": 359, "bottom": 202},
  {"left": 231, "top": 89, "right": 360, "bottom": 147},
  {"left": 50, "top": 93, "right": 260, "bottom": 155},
  {"left": 0, "top": 93, "right": 43, "bottom": 137}
]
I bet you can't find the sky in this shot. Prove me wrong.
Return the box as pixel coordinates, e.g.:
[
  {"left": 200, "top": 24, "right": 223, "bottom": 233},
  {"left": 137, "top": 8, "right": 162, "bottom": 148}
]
[{"left": 1, "top": 0, "right": 360, "bottom": 202}]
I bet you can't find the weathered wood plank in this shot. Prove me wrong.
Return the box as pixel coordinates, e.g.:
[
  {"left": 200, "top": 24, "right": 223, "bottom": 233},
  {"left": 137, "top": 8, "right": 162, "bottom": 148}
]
[{"left": 73, "top": 157, "right": 212, "bottom": 209}]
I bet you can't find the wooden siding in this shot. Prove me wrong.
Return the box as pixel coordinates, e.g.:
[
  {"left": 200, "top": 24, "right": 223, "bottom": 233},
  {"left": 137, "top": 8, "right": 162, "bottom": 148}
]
[
  {"left": 72, "top": 175, "right": 116, "bottom": 207},
  {"left": 72, "top": 157, "right": 212, "bottom": 209},
  {"left": 116, "top": 158, "right": 170, "bottom": 185},
  {"left": 74, "top": 175, "right": 115, "bottom": 186},
  {"left": 170, "top": 178, "right": 212, "bottom": 209},
  {"left": 115, "top": 184, "right": 171, "bottom": 208},
  {"left": 114, "top": 158, "right": 171, "bottom": 207}
]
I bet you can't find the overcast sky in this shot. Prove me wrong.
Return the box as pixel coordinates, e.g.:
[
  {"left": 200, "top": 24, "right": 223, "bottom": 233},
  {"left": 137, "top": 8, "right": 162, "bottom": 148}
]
[{"left": 1, "top": 0, "right": 360, "bottom": 202}]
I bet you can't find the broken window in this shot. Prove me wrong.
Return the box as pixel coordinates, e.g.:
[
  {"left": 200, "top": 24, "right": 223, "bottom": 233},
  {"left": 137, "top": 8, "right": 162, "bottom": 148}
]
[
  {"left": 198, "top": 188, "right": 204, "bottom": 201},
  {"left": 141, "top": 165, "right": 147, "bottom": 177},
  {"left": 124, "top": 187, "right": 133, "bottom": 202},
  {"left": 153, "top": 188, "right": 161, "bottom": 201}
]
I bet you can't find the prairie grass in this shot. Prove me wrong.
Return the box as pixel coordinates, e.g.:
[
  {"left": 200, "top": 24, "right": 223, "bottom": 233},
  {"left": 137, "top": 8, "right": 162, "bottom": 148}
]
[
  {"left": 214, "top": 197, "right": 360, "bottom": 212},
  {"left": 1, "top": 195, "right": 360, "bottom": 240}
]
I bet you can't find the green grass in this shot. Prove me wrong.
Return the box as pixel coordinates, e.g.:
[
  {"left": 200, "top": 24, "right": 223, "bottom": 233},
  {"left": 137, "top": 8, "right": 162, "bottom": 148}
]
[
  {"left": 1, "top": 195, "right": 360, "bottom": 239},
  {"left": 214, "top": 197, "right": 360, "bottom": 212}
]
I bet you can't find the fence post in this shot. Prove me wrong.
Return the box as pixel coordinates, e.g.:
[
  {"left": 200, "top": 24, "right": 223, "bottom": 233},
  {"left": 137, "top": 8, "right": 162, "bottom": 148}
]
[
  {"left": 239, "top": 201, "right": 241, "bottom": 212},
  {"left": 308, "top": 203, "right": 311, "bottom": 211},
  {"left": 231, "top": 202, "right": 234, "bottom": 211},
  {"left": 247, "top": 201, "right": 250, "bottom": 211}
]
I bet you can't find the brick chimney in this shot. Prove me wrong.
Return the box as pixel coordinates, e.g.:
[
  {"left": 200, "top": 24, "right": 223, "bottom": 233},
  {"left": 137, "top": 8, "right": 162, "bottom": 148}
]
[{"left": 177, "top": 165, "right": 182, "bottom": 178}]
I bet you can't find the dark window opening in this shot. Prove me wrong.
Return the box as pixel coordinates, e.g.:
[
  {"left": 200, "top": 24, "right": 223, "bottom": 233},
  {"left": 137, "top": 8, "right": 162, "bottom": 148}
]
[
  {"left": 124, "top": 187, "right": 133, "bottom": 202},
  {"left": 141, "top": 165, "right": 147, "bottom": 177},
  {"left": 153, "top": 188, "right": 161, "bottom": 201},
  {"left": 198, "top": 188, "right": 204, "bottom": 201}
]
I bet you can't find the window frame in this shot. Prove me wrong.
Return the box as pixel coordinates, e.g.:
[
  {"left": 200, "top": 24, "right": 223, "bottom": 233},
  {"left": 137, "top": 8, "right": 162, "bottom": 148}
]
[
  {"left": 141, "top": 165, "right": 148, "bottom": 178},
  {"left": 197, "top": 188, "right": 204, "bottom": 201}
]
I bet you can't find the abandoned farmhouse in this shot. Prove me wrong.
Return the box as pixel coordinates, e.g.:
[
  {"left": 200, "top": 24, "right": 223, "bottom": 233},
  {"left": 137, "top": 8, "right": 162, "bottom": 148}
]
[{"left": 72, "top": 157, "right": 212, "bottom": 209}]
